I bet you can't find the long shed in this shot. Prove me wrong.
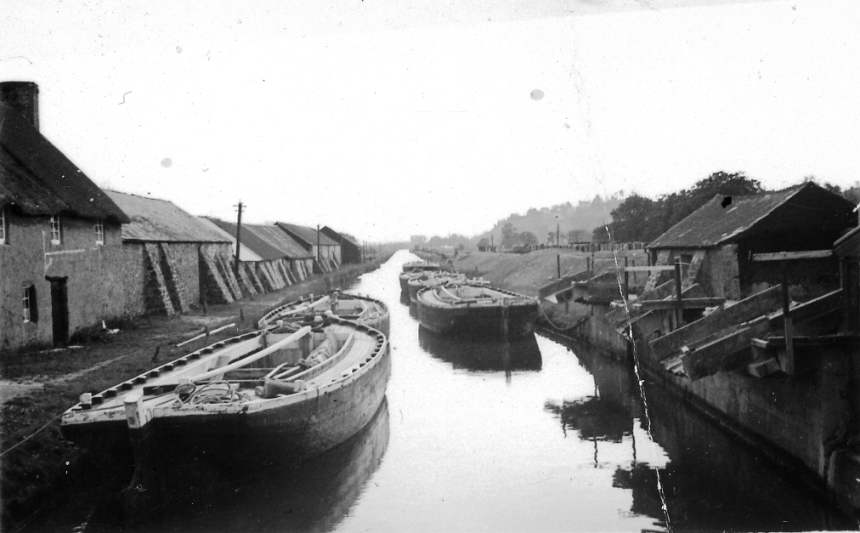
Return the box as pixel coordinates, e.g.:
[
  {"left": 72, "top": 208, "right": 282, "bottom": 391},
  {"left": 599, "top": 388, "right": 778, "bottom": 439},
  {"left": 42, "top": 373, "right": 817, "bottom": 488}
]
[
  {"left": 321, "top": 226, "right": 361, "bottom": 264},
  {"left": 276, "top": 222, "right": 341, "bottom": 273},
  {"left": 206, "top": 218, "right": 313, "bottom": 290},
  {"left": 106, "top": 191, "right": 242, "bottom": 313}
]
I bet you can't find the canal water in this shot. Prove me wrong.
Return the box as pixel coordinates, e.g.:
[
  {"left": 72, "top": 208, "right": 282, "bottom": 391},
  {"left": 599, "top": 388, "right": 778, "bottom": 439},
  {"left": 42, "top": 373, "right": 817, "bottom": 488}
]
[{"left": 29, "top": 250, "right": 855, "bottom": 532}]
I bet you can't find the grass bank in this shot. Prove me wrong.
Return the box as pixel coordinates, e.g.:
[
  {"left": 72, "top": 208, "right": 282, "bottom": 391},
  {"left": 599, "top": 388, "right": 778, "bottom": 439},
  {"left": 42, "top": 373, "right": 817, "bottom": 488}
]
[{"left": 0, "top": 259, "right": 385, "bottom": 531}]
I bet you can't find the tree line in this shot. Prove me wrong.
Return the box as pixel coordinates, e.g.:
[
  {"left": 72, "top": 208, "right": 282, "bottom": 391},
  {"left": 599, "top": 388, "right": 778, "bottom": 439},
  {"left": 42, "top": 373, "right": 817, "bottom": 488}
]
[{"left": 592, "top": 171, "right": 860, "bottom": 244}]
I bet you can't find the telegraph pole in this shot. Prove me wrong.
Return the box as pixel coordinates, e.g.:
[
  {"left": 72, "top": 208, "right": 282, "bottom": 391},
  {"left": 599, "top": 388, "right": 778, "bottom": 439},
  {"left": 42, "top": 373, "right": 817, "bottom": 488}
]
[
  {"left": 233, "top": 201, "right": 244, "bottom": 277},
  {"left": 316, "top": 224, "right": 321, "bottom": 266}
]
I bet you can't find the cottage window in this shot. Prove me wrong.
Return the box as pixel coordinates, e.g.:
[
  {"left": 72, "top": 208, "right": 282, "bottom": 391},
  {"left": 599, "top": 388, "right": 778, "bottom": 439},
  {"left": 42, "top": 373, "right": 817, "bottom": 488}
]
[
  {"left": 94, "top": 220, "right": 104, "bottom": 245},
  {"left": 50, "top": 215, "right": 62, "bottom": 245},
  {"left": 0, "top": 208, "right": 6, "bottom": 245},
  {"left": 22, "top": 285, "right": 37, "bottom": 323}
]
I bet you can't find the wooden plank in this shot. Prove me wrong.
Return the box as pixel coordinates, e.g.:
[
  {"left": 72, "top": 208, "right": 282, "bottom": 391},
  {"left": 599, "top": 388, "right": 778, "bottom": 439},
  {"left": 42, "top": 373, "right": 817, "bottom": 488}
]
[
  {"left": 753, "top": 334, "right": 860, "bottom": 349},
  {"left": 649, "top": 285, "right": 782, "bottom": 361},
  {"left": 750, "top": 337, "right": 769, "bottom": 349},
  {"left": 681, "top": 318, "right": 771, "bottom": 380},
  {"left": 767, "top": 289, "right": 842, "bottom": 327},
  {"left": 747, "top": 358, "right": 782, "bottom": 378},
  {"left": 638, "top": 297, "right": 726, "bottom": 310},
  {"left": 538, "top": 270, "right": 593, "bottom": 299},
  {"left": 610, "top": 265, "right": 677, "bottom": 273},
  {"left": 751, "top": 250, "right": 833, "bottom": 262}
]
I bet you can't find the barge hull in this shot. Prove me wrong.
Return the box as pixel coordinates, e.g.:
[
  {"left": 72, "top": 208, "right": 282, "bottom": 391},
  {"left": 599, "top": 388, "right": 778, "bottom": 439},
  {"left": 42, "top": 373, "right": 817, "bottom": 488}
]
[{"left": 417, "top": 300, "right": 538, "bottom": 338}]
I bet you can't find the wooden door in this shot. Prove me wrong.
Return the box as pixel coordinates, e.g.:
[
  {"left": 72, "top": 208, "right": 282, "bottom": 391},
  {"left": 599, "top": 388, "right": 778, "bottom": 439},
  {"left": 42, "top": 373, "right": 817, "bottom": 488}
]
[{"left": 48, "top": 277, "right": 69, "bottom": 346}]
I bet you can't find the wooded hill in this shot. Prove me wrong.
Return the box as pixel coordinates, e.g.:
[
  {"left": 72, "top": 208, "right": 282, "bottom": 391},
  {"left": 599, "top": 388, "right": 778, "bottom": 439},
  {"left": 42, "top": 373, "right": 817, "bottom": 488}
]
[{"left": 474, "top": 195, "right": 623, "bottom": 248}]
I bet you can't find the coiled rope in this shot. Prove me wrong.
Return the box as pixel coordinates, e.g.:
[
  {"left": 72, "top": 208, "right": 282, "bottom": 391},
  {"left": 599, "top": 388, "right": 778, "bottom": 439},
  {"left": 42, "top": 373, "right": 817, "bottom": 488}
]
[{"left": 184, "top": 381, "right": 251, "bottom": 404}]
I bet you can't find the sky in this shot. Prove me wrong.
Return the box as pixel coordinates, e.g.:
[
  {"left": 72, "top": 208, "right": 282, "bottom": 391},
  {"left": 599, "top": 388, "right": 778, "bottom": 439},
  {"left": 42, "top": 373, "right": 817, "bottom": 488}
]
[{"left": 3, "top": 0, "right": 859, "bottom": 242}]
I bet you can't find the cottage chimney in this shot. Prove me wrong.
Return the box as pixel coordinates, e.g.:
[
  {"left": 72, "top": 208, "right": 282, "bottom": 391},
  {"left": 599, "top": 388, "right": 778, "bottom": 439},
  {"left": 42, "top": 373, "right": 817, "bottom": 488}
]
[{"left": 0, "top": 81, "right": 39, "bottom": 130}]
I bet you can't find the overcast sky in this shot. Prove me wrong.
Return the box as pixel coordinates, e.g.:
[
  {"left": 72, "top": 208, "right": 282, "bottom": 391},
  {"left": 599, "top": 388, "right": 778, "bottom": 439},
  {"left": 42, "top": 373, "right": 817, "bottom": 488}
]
[{"left": 4, "top": 0, "right": 859, "bottom": 242}]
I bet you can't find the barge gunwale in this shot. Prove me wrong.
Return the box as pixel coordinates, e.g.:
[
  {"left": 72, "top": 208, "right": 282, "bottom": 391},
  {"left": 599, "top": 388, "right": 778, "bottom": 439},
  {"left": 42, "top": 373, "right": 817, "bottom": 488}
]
[{"left": 401, "top": 261, "right": 440, "bottom": 273}]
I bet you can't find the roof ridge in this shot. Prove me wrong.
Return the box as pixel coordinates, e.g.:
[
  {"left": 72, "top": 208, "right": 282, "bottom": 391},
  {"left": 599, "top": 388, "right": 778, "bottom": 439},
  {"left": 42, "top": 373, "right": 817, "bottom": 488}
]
[{"left": 105, "top": 189, "right": 175, "bottom": 204}]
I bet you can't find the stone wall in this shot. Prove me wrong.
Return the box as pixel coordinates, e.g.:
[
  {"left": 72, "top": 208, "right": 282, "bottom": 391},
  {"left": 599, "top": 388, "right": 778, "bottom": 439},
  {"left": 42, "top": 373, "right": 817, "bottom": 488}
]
[
  {"left": 198, "top": 243, "right": 242, "bottom": 305},
  {"left": 0, "top": 213, "right": 129, "bottom": 352}
]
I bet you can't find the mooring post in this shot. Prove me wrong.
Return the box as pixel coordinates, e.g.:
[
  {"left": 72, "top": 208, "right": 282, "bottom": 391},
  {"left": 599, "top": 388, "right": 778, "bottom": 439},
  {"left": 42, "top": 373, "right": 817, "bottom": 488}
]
[
  {"left": 781, "top": 260, "right": 795, "bottom": 374},
  {"left": 233, "top": 201, "right": 243, "bottom": 278},
  {"left": 121, "top": 392, "right": 161, "bottom": 524},
  {"left": 674, "top": 256, "right": 683, "bottom": 329},
  {"left": 501, "top": 298, "right": 509, "bottom": 340},
  {"left": 624, "top": 257, "right": 629, "bottom": 300}
]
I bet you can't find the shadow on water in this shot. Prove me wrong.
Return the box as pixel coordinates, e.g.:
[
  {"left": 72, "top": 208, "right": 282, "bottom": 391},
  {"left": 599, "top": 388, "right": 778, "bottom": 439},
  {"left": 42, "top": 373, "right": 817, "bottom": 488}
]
[
  {"left": 70, "top": 399, "right": 391, "bottom": 533},
  {"left": 548, "top": 340, "right": 856, "bottom": 532},
  {"left": 418, "top": 327, "right": 542, "bottom": 373}
]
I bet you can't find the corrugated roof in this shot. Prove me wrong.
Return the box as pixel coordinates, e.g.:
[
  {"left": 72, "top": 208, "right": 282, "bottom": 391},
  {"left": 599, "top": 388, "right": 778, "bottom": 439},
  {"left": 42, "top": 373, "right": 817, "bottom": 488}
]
[
  {"left": 648, "top": 185, "right": 805, "bottom": 249},
  {"left": 277, "top": 222, "right": 339, "bottom": 247},
  {"left": 207, "top": 218, "right": 312, "bottom": 260},
  {"left": 322, "top": 226, "right": 359, "bottom": 247},
  {"left": 0, "top": 104, "right": 129, "bottom": 222},
  {"left": 197, "top": 217, "right": 264, "bottom": 261},
  {"left": 106, "top": 191, "right": 228, "bottom": 243}
]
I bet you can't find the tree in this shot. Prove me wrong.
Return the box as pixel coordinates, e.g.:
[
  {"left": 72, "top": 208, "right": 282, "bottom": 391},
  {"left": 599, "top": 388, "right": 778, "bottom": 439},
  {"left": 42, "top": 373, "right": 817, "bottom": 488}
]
[
  {"left": 519, "top": 231, "right": 538, "bottom": 246},
  {"left": 501, "top": 223, "right": 517, "bottom": 247},
  {"left": 602, "top": 194, "right": 659, "bottom": 242},
  {"left": 664, "top": 171, "right": 762, "bottom": 228},
  {"left": 567, "top": 229, "right": 589, "bottom": 243},
  {"left": 547, "top": 232, "right": 556, "bottom": 246},
  {"left": 592, "top": 225, "right": 611, "bottom": 243}
]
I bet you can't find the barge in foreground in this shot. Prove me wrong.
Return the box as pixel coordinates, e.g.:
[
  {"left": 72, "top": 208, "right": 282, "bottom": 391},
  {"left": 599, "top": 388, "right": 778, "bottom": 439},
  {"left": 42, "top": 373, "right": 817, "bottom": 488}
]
[
  {"left": 60, "top": 314, "right": 390, "bottom": 523},
  {"left": 416, "top": 283, "right": 539, "bottom": 338}
]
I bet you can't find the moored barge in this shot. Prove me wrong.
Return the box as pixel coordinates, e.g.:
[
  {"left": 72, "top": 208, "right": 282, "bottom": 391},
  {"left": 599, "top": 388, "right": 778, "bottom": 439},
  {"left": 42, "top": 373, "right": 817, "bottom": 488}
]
[
  {"left": 416, "top": 283, "right": 539, "bottom": 338},
  {"left": 60, "top": 314, "right": 390, "bottom": 523}
]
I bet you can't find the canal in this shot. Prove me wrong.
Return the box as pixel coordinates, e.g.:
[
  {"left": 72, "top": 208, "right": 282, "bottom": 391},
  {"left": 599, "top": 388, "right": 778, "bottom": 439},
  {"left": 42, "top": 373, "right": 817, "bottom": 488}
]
[{"left": 29, "top": 250, "right": 855, "bottom": 532}]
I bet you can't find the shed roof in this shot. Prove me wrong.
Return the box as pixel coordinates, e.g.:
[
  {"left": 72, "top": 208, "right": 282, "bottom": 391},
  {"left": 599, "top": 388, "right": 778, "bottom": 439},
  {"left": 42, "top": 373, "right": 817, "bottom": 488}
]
[
  {"left": 321, "top": 226, "right": 359, "bottom": 247},
  {"left": 648, "top": 184, "right": 812, "bottom": 249},
  {"left": 197, "top": 217, "right": 264, "bottom": 261},
  {"left": 106, "top": 190, "right": 228, "bottom": 243},
  {"left": 0, "top": 104, "right": 129, "bottom": 222},
  {"left": 207, "top": 218, "right": 312, "bottom": 260},
  {"left": 277, "top": 222, "right": 339, "bottom": 247}
]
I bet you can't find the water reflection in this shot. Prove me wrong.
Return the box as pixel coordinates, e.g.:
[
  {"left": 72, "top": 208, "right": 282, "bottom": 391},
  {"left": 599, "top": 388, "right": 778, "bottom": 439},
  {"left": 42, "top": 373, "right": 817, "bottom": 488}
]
[
  {"left": 26, "top": 250, "right": 855, "bottom": 532},
  {"left": 418, "top": 327, "right": 542, "bottom": 373},
  {"left": 147, "top": 398, "right": 390, "bottom": 533},
  {"left": 544, "top": 395, "right": 632, "bottom": 443},
  {"left": 553, "top": 341, "right": 855, "bottom": 532}
]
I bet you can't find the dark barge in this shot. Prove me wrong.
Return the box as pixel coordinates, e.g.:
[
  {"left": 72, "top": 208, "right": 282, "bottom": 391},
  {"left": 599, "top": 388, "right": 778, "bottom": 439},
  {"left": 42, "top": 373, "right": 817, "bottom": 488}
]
[{"left": 416, "top": 284, "right": 539, "bottom": 338}]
